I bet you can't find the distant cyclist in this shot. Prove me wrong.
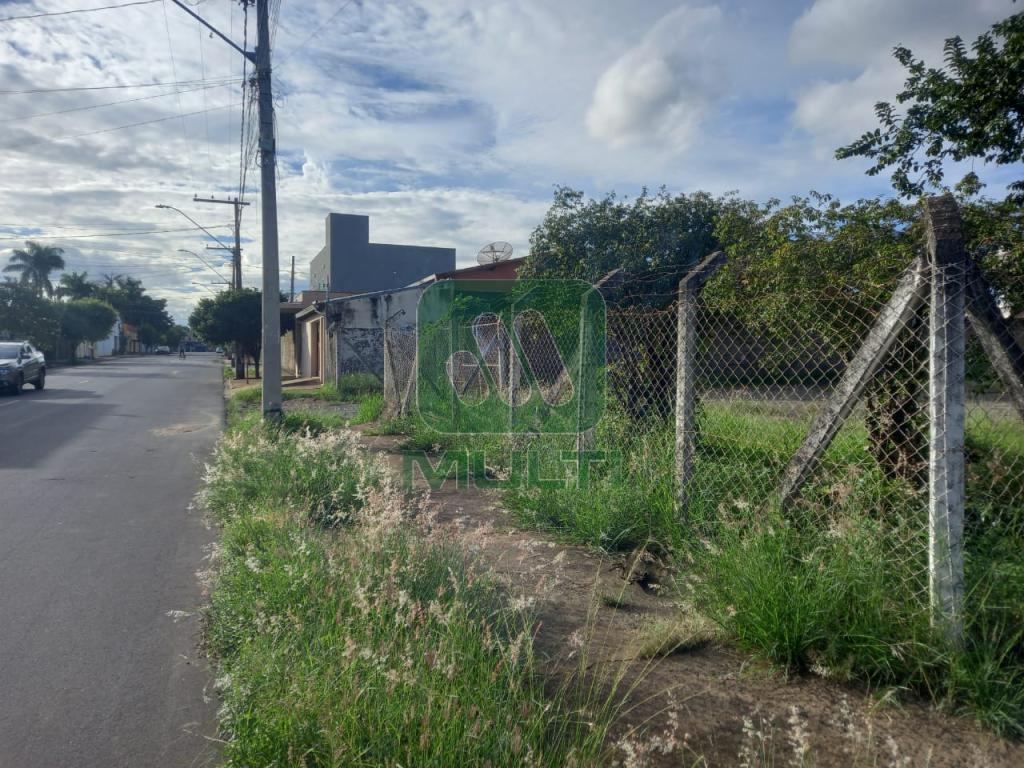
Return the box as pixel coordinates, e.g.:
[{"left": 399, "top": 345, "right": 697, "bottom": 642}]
[{"left": 178, "top": 344, "right": 186, "bottom": 359}]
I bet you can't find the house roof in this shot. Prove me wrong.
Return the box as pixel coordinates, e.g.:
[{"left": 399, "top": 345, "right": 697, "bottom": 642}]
[{"left": 409, "top": 257, "right": 525, "bottom": 286}]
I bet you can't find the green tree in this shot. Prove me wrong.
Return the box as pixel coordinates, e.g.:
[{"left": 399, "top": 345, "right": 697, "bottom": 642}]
[
  {"left": 521, "top": 186, "right": 726, "bottom": 304},
  {"left": 0, "top": 281, "right": 62, "bottom": 354},
  {"left": 96, "top": 276, "right": 173, "bottom": 336},
  {"left": 708, "top": 194, "right": 931, "bottom": 479},
  {"left": 3, "top": 242, "right": 66, "bottom": 297},
  {"left": 138, "top": 323, "right": 161, "bottom": 350},
  {"left": 836, "top": 11, "right": 1024, "bottom": 202},
  {"left": 709, "top": 191, "right": 1023, "bottom": 481},
  {"left": 56, "top": 271, "right": 95, "bottom": 300},
  {"left": 61, "top": 298, "right": 117, "bottom": 358},
  {"left": 163, "top": 325, "right": 189, "bottom": 350},
  {"left": 189, "top": 288, "right": 263, "bottom": 378}
]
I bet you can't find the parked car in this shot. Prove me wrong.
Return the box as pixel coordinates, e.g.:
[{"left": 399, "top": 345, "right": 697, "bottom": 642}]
[
  {"left": 155, "top": 345, "right": 171, "bottom": 355},
  {"left": 0, "top": 341, "right": 46, "bottom": 395}
]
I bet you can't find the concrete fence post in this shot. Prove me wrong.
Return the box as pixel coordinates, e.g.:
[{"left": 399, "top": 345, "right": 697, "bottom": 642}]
[
  {"left": 924, "top": 194, "right": 967, "bottom": 647},
  {"left": 675, "top": 251, "right": 727, "bottom": 515},
  {"left": 383, "top": 321, "right": 396, "bottom": 409},
  {"left": 575, "top": 292, "right": 590, "bottom": 453}
]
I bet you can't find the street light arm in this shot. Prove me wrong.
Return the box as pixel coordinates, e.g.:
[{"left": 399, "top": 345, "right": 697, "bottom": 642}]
[
  {"left": 168, "top": 0, "right": 255, "bottom": 63},
  {"left": 178, "top": 249, "right": 230, "bottom": 284},
  {"left": 156, "top": 204, "right": 235, "bottom": 254}
]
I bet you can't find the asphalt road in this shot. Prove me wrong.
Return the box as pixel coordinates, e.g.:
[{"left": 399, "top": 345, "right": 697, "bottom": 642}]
[{"left": 0, "top": 354, "right": 223, "bottom": 767}]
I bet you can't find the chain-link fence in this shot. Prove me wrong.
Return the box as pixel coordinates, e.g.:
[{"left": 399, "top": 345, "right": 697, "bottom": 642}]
[{"left": 381, "top": 200, "right": 1023, "bottom": 644}]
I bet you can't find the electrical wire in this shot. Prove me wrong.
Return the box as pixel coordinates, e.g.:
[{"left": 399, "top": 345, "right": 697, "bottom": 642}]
[
  {"left": 6, "top": 103, "right": 234, "bottom": 149},
  {"left": 197, "top": 15, "right": 214, "bottom": 180},
  {"left": 0, "top": 0, "right": 161, "bottom": 23},
  {"left": 0, "top": 224, "right": 232, "bottom": 241},
  {"left": 0, "top": 82, "right": 234, "bottom": 123},
  {"left": 275, "top": 0, "right": 358, "bottom": 69},
  {"left": 0, "top": 76, "right": 239, "bottom": 96},
  {"left": 237, "top": 4, "right": 251, "bottom": 202},
  {"left": 160, "top": 0, "right": 195, "bottom": 186}
]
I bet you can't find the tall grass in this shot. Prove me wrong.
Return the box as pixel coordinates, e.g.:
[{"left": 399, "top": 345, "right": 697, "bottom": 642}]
[
  {"left": 201, "top": 418, "right": 610, "bottom": 765},
  {"left": 351, "top": 392, "right": 384, "bottom": 424},
  {"left": 483, "top": 400, "right": 1024, "bottom": 737}
]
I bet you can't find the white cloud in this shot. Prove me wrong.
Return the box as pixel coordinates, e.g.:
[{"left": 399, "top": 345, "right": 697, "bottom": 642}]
[
  {"left": 790, "top": 0, "right": 1008, "bottom": 67},
  {"left": 789, "top": 0, "right": 1012, "bottom": 151},
  {"left": 0, "top": 0, "right": 1018, "bottom": 324},
  {"left": 585, "top": 5, "right": 725, "bottom": 150}
]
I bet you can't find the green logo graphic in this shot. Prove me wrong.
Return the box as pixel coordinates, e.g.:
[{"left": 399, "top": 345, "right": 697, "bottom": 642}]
[{"left": 416, "top": 279, "right": 605, "bottom": 434}]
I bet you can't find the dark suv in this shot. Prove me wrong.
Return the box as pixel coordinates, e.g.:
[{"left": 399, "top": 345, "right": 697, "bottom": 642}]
[{"left": 0, "top": 341, "right": 46, "bottom": 394}]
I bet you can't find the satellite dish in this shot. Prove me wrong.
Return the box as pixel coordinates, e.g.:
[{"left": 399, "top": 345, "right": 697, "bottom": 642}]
[{"left": 477, "top": 241, "right": 513, "bottom": 266}]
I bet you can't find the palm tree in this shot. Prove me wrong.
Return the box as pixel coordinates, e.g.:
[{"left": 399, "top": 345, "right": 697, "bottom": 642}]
[
  {"left": 56, "top": 271, "right": 94, "bottom": 300},
  {"left": 3, "top": 241, "right": 66, "bottom": 297}
]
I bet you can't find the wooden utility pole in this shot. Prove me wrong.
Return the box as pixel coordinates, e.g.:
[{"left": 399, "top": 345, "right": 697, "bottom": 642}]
[
  {"left": 255, "top": 0, "right": 282, "bottom": 420},
  {"left": 193, "top": 195, "right": 248, "bottom": 291},
  {"left": 195, "top": 195, "right": 250, "bottom": 382},
  {"left": 168, "top": 0, "right": 282, "bottom": 420}
]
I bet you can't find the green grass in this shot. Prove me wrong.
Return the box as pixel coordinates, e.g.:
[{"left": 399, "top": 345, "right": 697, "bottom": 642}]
[
  {"left": 201, "top": 415, "right": 610, "bottom": 765},
  {"left": 388, "top": 397, "right": 1024, "bottom": 738},
  {"left": 230, "top": 407, "right": 350, "bottom": 437},
  {"left": 690, "top": 515, "right": 1024, "bottom": 738},
  {"left": 351, "top": 392, "right": 384, "bottom": 424}
]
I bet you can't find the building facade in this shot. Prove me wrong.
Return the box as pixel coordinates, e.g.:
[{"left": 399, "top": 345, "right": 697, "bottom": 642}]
[{"left": 308, "top": 213, "right": 455, "bottom": 294}]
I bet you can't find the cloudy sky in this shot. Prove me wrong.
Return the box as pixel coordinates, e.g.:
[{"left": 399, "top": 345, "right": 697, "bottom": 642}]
[{"left": 0, "top": 0, "right": 1018, "bottom": 322}]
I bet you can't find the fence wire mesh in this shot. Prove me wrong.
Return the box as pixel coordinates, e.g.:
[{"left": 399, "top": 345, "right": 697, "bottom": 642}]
[{"left": 382, "top": 263, "right": 1024, "bottom": 618}]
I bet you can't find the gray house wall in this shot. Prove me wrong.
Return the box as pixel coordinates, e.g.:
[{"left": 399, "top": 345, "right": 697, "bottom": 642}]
[
  {"left": 311, "top": 213, "right": 454, "bottom": 294},
  {"left": 324, "top": 285, "right": 423, "bottom": 383}
]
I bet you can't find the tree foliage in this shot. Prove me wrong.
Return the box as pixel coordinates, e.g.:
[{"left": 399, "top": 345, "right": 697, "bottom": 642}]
[
  {"left": 163, "top": 324, "right": 189, "bottom": 349},
  {"left": 3, "top": 242, "right": 66, "bottom": 297},
  {"left": 57, "top": 271, "right": 95, "bottom": 300},
  {"left": 95, "top": 275, "right": 173, "bottom": 335},
  {"left": 2, "top": 252, "right": 176, "bottom": 359},
  {"left": 836, "top": 11, "right": 1024, "bottom": 202},
  {"left": 61, "top": 298, "right": 118, "bottom": 350},
  {"left": 0, "top": 281, "right": 62, "bottom": 352},
  {"left": 138, "top": 323, "right": 161, "bottom": 349},
  {"left": 521, "top": 186, "right": 727, "bottom": 304},
  {"left": 189, "top": 288, "right": 262, "bottom": 365}
]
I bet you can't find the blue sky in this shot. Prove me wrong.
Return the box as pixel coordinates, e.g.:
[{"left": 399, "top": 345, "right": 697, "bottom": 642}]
[{"left": 0, "top": 0, "right": 1018, "bottom": 321}]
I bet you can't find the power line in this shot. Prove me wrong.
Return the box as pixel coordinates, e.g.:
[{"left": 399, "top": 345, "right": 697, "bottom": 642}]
[
  {"left": 0, "top": 224, "right": 232, "bottom": 241},
  {"left": 276, "top": 0, "right": 358, "bottom": 68},
  {"left": 237, "top": 7, "right": 249, "bottom": 201},
  {"left": 7, "top": 103, "right": 233, "bottom": 149},
  {"left": 0, "top": 76, "right": 239, "bottom": 96},
  {"left": 0, "top": 0, "right": 160, "bottom": 23},
  {"left": 0, "top": 82, "right": 233, "bottom": 123},
  {"left": 161, "top": 0, "right": 195, "bottom": 186},
  {"left": 196, "top": 16, "right": 214, "bottom": 181}
]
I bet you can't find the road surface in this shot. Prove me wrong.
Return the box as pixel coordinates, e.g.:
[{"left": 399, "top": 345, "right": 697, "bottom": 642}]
[{"left": 0, "top": 354, "right": 222, "bottom": 767}]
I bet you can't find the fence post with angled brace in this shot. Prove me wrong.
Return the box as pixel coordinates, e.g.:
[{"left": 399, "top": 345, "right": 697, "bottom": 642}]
[{"left": 924, "top": 194, "right": 967, "bottom": 647}]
